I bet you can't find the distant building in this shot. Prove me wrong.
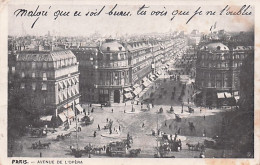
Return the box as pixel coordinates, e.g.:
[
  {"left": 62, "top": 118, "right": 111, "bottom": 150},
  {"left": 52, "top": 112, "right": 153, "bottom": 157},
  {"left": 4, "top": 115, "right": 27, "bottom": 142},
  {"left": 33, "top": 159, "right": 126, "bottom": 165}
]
[
  {"left": 14, "top": 49, "right": 81, "bottom": 125},
  {"left": 195, "top": 42, "right": 253, "bottom": 107}
]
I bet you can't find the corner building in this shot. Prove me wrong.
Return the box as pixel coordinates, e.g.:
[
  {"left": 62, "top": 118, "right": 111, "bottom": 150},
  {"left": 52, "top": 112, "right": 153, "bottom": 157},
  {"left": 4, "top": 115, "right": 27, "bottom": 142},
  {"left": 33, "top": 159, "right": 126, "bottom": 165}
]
[
  {"left": 195, "top": 42, "right": 253, "bottom": 107},
  {"left": 15, "top": 49, "right": 80, "bottom": 117}
]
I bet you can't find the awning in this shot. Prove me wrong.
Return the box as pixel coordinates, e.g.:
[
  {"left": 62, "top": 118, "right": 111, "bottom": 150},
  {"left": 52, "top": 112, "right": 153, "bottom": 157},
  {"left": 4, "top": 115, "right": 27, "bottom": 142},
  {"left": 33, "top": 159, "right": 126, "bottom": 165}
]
[
  {"left": 217, "top": 92, "right": 232, "bottom": 99},
  {"left": 58, "top": 93, "right": 63, "bottom": 102},
  {"left": 75, "top": 104, "right": 84, "bottom": 113},
  {"left": 63, "top": 81, "right": 67, "bottom": 88},
  {"left": 133, "top": 84, "right": 140, "bottom": 89},
  {"left": 74, "top": 77, "right": 79, "bottom": 83},
  {"left": 64, "top": 108, "right": 75, "bottom": 119},
  {"left": 124, "top": 93, "right": 133, "bottom": 99},
  {"left": 58, "top": 113, "right": 67, "bottom": 122},
  {"left": 75, "top": 98, "right": 79, "bottom": 104},
  {"left": 217, "top": 93, "right": 225, "bottom": 99},
  {"left": 63, "top": 91, "right": 67, "bottom": 99},
  {"left": 133, "top": 87, "right": 142, "bottom": 95},
  {"left": 67, "top": 79, "right": 72, "bottom": 86},
  {"left": 58, "top": 82, "right": 63, "bottom": 89},
  {"left": 142, "top": 81, "right": 151, "bottom": 88},
  {"left": 40, "top": 115, "right": 53, "bottom": 122},
  {"left": 71, "top": 78, "right": 75, "bottom": 85},
  {"left": 142, "top": 77, "right": 148, "bottom": 82},
  {"left": 124, "top": 87, "right": 132, "bottom": 92},
  {"left": 75, "top": 88, "right": 79, "bottom": 94}
]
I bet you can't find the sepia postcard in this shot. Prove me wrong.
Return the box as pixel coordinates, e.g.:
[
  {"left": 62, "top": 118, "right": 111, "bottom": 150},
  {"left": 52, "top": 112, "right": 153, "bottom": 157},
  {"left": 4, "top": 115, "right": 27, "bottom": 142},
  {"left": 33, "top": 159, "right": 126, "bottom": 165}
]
[{"left": 0, "top": 0, "right": 259, "bottom": 165}]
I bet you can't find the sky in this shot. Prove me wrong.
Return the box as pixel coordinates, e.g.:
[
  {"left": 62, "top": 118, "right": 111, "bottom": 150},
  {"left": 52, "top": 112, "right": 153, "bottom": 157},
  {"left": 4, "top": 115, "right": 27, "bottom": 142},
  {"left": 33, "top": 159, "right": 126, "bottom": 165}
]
[{"left": 8, "top": 4, "right": 255, "bottom": 37}]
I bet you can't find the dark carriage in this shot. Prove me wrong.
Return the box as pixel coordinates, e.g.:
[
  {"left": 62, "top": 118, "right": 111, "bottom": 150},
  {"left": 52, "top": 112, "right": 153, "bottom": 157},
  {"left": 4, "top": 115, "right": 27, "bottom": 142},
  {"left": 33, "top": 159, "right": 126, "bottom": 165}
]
[{"left": 175, "top": 114, "right": 181, "bottom": 122}]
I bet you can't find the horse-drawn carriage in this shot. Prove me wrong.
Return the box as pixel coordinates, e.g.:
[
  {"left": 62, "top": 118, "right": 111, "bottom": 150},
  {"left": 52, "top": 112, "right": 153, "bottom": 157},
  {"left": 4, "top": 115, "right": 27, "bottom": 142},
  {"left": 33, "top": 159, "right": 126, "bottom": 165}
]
[
  {"left": 104, "top": 120, "right": 113, "bottom": 129},
  {"left": 53, "top": 132, "right": 71, "bottom": 141},
  {"left": 106, "top": 141, "right": 128, "bottom": 157},
  {"left": 186, "top": 142, "right": 205, "bottom": 151},
  {"left": 188, "top": 107, "right": 194, "bottom": 113},
  {"left": 31, "top": 141, "right": 51, "bottom": 149},
  {"left": 81, "top": 115, "right": 94, "bottom": 125},
  {"left": 30, "top": 128, "right": 48, "bottom": 138}
]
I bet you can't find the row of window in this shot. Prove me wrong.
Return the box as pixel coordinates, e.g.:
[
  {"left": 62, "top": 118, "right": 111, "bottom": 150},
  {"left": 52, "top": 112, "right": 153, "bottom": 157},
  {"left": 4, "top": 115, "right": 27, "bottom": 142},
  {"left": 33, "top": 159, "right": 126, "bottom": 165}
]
[
  {"left": 201, "top": 54, "right": 247, "bottom": 60},
  {"left": 58, "top": 87, "right": 79, "bottom": 103},
  {"left": 58, "top": 77, "right": 79, "bottom": 90},
  {"left": 200, "top": 80, "right": 230, "bottom": 88},
  {"left": 17, "top": 58, "right": 77, "bottom": 70},
  {"left": 20, "top": 82, "right": 48, "bottom": 90},
  {"left": 201, "top": 61, "right": 243, "bottom": 68}
]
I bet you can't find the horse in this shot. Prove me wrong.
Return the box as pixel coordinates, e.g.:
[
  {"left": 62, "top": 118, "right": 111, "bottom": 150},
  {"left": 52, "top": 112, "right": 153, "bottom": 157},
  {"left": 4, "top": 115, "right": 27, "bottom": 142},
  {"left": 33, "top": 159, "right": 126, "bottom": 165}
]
[
  {"left": 93, "top": 147, "right": 103, "bottom": 154},
  {"left": 41, "top": 142, "right": 51, "bottom": 149},
  {"left": 129, "top": 148, "right": 141, "bottom": 157},
  {"left": 186, "top": 143, "right": 196, "bottom": 150}
]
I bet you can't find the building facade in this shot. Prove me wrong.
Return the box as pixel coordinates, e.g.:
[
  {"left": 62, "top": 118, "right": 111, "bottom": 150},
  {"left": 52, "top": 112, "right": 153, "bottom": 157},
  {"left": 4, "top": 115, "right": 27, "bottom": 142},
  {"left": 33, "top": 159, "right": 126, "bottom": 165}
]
[
  {"left": 72, "top": 38, "right": 179, "bottom": 104},
  {"left": 15, "top": 49, "right": 81, "bottom": 119},
  {"left": 195, "top": 42, "right": 253, "bottom": 107}
]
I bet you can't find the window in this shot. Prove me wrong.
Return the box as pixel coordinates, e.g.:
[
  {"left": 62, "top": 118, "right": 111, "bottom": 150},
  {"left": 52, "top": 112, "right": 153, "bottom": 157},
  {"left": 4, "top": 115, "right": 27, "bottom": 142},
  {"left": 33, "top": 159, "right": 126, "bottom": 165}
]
[
  {"left": 11, "top": 67, "right": 15, "bottom": 74},
  {"left": 32, "top": 62, "right": 36, "bottom": 69},
  {"left": 32, "top": 83, "right": 36, "bottom": 90},
  {"left": 43, "top": 72, "right": 47, "bottom": 80},
  {"left": 43, "top": 62, "right": 47, "bottom": 69},
  {"left": 32, "top": 72, "right": 35, "bottom": 78},
  {"left": 104, "top": 89, "right": 108, "bottom": 94},
  {"left": 21, "top": 72, "right": 25, "bottom": 78},
  {"left": 42, "top": 83, "right": 47, "bottom": 90},
  {"left": 20, "top": 83, "right": 25, "bottom": 89}
]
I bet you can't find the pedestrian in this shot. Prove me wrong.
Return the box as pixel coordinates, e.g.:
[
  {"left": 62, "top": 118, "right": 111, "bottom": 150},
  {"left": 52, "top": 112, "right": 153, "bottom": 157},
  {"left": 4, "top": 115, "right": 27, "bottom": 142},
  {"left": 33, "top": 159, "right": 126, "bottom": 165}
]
[
  {"left": 124, "top": 109, "right": 126, "bottom": 113},
  {"left": 93, "top": 131, "right": 96, "bottom": 137},
  {"left": 200, "top": 108, "right": 202, "bottom": 113},
  {"left": 107, "top": 118, "right": 108, "bottom": 122},
  {"left": 103, "top": 145, "right": 106, "bottom": 151},
  {"left": 142, "top": 123, "right": 145, "bottom": 128},
  {"left": 98, "top": 124, "right": 100, "bottom": 131},
  {"left": 119, "top": 125, "right": 121, "bottom": 131},
  {"left": 91, "top": 108, "right": 94, "bottom": 113},
  {"left": 101, "top": 104, "right": 103, "bottom": 108},
  {"left": 112, "top": 109, "right": 113, "bottom": 113},
  {"left": 204, "top": 115, "right": 206, "bottom": 120},
  {"left": 109, "top": 128, "right": 112, "bottom": 134},
  {"left": 178, "top": 128, "right": 181, "bottom": 134},
  {"left": 40, "top": 152, "right": 42, "bottom": 157}
]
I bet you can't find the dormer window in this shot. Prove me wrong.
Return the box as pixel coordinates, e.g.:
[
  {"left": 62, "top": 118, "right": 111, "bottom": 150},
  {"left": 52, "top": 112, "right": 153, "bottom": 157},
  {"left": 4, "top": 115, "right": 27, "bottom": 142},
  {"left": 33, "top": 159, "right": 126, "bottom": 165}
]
[
  {"left": 217, "top": 46, "right": 221, "bottom": 50},
  {"left": 107, "top": 47, "right": 110, "bottom": 51},
  {"left": 119, "top": 47, "right": 122, "bottom": 51}
]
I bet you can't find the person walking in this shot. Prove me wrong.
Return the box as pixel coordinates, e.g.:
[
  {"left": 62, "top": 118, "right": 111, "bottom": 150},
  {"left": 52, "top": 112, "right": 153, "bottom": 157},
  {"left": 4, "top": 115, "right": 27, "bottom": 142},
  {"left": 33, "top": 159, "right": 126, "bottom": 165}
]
[
  {"left": 93, "top": 131, "right": 97, "bottom": 137},
  {"left": 98, "top": 124, "right": 100, "bottom": 131},
  {"left": 142, "top": 123, "right": 145, "bottom": 128},
  {"left": 111, "top": 109, "right": 113, "bottom": 113},
  {"left": 119, "top": 125, "right": 121, "bottom": 131}
]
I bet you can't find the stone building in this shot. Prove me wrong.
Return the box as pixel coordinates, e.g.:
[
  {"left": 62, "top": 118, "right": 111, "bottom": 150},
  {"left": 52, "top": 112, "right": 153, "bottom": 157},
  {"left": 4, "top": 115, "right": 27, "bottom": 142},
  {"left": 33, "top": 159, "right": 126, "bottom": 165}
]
[
  {"left": 195, "top": 42, "right": 253, "bottom": 107},
  {"left": 14, "top": 49, "right": 81, "bottom": 121},
  {"left": 72, "top": 38, "right": 177, "bottom": 104}
]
